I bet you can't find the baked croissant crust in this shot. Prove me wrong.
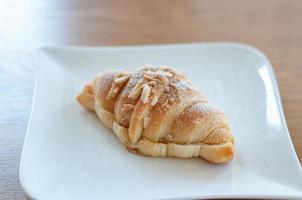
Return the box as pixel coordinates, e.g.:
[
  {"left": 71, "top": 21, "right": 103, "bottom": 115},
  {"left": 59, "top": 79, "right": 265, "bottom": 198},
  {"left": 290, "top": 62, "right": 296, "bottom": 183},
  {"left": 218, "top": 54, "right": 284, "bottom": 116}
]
[{"left": 77, "top": 65, "right": 234, "bottom": 163}]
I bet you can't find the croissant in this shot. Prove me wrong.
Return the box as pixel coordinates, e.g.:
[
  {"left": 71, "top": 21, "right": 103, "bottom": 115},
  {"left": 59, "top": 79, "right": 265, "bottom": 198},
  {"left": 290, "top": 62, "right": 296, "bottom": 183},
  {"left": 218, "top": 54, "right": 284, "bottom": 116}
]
[{"left": 77, "top": 65, "right": 234, "bottom": 163}]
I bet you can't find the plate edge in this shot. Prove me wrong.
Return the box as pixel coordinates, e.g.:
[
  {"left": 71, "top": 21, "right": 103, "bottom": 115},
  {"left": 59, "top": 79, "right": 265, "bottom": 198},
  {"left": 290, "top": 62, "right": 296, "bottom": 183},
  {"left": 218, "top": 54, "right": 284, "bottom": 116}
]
[{"left": 19, "top": 49, "right": 42, "bottom": 200}]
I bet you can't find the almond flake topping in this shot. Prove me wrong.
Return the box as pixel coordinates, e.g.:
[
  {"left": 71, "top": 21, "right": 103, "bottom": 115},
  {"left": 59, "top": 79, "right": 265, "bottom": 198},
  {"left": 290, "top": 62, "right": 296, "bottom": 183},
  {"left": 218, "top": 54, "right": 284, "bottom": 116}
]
[{"left": 141, "top": 84, "right": 151, "bottom": 103}]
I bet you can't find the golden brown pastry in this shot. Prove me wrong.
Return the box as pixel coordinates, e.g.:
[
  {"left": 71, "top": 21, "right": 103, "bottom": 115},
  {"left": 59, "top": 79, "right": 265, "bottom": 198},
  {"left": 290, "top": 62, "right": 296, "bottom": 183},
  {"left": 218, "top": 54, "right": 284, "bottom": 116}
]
[{"left": 77, "top": 65, "right": 234, "bottom": 163}]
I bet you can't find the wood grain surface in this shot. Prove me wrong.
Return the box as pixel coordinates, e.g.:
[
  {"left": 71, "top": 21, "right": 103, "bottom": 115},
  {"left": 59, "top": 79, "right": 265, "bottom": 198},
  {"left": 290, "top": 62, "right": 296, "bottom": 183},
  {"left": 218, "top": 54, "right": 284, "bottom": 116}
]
[{"left": 0, "top": 0, "right": 301, "bottom": 199}]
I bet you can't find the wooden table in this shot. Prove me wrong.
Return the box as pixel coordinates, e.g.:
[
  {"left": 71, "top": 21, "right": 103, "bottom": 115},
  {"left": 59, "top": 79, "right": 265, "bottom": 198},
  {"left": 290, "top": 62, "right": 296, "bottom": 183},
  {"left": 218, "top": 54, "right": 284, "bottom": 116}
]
[{"left": 0, "top": 0, "right": 301, "bottom": 199}]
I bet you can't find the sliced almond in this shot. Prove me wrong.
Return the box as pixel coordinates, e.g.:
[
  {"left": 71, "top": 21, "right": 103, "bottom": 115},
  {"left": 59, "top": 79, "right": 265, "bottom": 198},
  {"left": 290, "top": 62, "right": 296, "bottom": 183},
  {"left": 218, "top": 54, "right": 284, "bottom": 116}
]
[
  {"left": 142, "top": 71, "right": 156, "bottom": 77},
  {"left": 141, "top": 84, "right": 151, "bottom": 103},
  {"left": 128, "top": 79, "right": 144, "bottom": 99},
  {"left": 150, "top": 96, "right": 158, "bottom": 106},
  {"left": 157, "top": 70, "right": 173, "bottom": 77},
  {"left": 114, "top": 74, "right": 130, "bottom": 84},
  {"left": 106, "top": 84, "right": 120, "bottom": 99},
  {"left": 158, "top": 74, "right": 169, "bottom": 85},
  {"left": 143, "top": 70, "right": 172, "bottom": 84},
  {"left": 129, "top": 85, "right": 143, "bottom": 99},
  {"left": 140, "top": 64, "right": 154, "bottom": 71},
  {"left": 158, "top": 66, "right": 177, "bottom": 74},
  {"left": 143, "top": 75, "right": 156, "bottom": 81}
]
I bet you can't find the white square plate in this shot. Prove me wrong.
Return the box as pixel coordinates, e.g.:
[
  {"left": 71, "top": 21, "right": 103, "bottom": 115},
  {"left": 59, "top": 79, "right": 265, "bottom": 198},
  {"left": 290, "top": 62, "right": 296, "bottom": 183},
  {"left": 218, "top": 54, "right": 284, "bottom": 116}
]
[{"left": 20, "top": 43, "right": 302, "bottom": 200}]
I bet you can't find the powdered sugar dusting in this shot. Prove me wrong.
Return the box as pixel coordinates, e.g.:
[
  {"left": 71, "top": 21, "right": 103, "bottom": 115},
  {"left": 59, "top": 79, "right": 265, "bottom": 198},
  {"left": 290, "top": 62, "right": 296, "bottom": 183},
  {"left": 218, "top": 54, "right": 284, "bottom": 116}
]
[
  {"left": 187, "top": 103, "right": 219, "bottom": 119},
  {"left": 173, "top": 80, "right": 192, "bottom": 91}
]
